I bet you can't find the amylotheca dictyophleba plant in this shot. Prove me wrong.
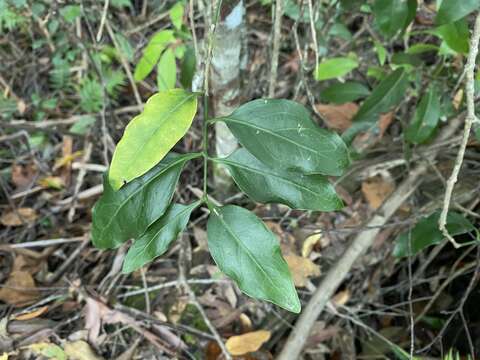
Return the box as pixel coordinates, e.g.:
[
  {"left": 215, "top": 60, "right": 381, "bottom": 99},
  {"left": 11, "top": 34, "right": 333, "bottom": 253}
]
[{"left": 91, "top": 89, "right": 350, "bottom": 313}]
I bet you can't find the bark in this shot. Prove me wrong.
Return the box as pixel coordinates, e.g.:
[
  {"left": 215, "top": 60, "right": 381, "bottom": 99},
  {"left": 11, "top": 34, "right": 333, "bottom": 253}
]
[{"left": 209, "top": 0, "right": 246, "bottom": 193}]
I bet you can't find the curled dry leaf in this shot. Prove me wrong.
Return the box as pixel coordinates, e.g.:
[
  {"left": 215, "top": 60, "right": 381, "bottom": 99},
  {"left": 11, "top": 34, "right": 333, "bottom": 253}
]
[
  {"left": 0, "top": 208, "right": 37, "bottom": 227},
  {"left": 361, "top": 172, "right": 395, "bottom": 210},
  {"left": 225, "top": 330, "right": 271, "bottom": 356},
  {"left": 315, "top": 102, "right": 359, "bottom": 132},
  {"left": 0, "top": 270, "right": 39, "bottom": 306},
  {"left": 284, "top": 254, "right": 321, "bottom": 287},
  {"left": 302, "top": 233, "right": 322, "bottom": 258},
  {"left": 14, "top": 306, "right": 48, "bottom": 321}
]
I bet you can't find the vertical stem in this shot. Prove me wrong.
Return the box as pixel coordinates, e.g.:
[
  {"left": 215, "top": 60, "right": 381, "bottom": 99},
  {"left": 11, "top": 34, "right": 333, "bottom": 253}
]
[{"left": 202, "top": 94, "right": 209, "bottom": 198}]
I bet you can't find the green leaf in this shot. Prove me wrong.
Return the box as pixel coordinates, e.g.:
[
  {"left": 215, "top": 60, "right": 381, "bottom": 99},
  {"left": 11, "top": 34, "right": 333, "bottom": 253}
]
[
  {"left": 169, "top": 2, "right": 184, "bottom": 29},
  {"left": 207, "top": 205, "right": 300, "bottom": 313},
  {"left": 343, "top": 68, "right": 408, "bottom": 142},
  {"left": 134, "top": 30, "right": 175, "bottom": 82},
  {"left": 215, "top": 148, "right": 343, "bottom": 211},
  {"left": 374, "top": 41, "right": 387, "bottom": 66},
  {"left": 436, "top": 0, "right": 479, "bottom": 25},
  {"left": 405, "top": 86, "right": 441, "bottom": 144},
  {"left": 92, "top": 152, "right": 199, "bottom": 249},
  {"left": 393, "top": 211, "right": 475, "bottom": 257},
  {"left": 60, "top": 5, "right": 81, "bottom": 23},
  {"left": 372, "top": 0, "right": 417, "bottom": 37},
  {"left": 406, "top": 43, "right": 439, "bottom": 54},
  {"left": 180, "top": 46, "right": 196, "bottom": 89},
  {"left": 69, "top": 115, "right": 96, "bottom": 135},
  {"left": 315, "top": 57, "right": 359, "bottom": 81},
  {"left": 109, "top": 89, "right": 198, "bottom": 190},
  {"left": 122, "top": 201, "right": 199, "bottom": 273},
  {"left": 157, "top": 48, "right": 177, "bottom": 91},
  {"left": 218, "top": 99, "right": 350, "bottom": 176},
  {"left": 321, "top": 81, "right": 370, "bottom": 104},
  {"left": 434, "top": 19, "right": 470, "bottom": 54}
]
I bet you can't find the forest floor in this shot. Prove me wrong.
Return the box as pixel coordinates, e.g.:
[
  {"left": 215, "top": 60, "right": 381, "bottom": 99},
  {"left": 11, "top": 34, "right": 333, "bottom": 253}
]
[{"left": 1, "top": 1, "right": 480, "bottom": 359}]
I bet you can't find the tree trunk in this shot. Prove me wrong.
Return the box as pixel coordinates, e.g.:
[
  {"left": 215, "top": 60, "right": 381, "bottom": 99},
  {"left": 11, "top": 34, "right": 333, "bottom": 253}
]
[{"left": 209, "top": 0, "right": 247, "bottom": 194}]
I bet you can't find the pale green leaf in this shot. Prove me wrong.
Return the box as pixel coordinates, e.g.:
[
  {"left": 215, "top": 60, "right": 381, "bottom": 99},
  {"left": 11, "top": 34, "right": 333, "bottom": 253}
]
[
  {"left": 157, "top": 48, "right": 177, "bottom": 90},
  {"left": 109, "top": 89, "right": 198, "bottom": 190},
  {"left": 134, "top": 30, "right": 175, "bottom": 82},
  {"left": 315, "top": 57, "right": 358, "bottom": 81}
]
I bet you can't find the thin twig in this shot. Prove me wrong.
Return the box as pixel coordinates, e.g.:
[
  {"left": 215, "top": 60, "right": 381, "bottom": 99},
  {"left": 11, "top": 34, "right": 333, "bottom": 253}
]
[
  {"left": 96, "top": 0, "right": 109, "bottom": 41},
  {"left": 268, "top": 0, "right": 283, "bottom": 98},
  {"left": 439, "top": 12, "right": 480, "bottom": 248}
]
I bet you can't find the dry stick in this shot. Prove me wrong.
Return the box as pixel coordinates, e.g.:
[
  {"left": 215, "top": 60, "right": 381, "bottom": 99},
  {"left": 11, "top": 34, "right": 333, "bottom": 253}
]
[
  {"left": 268, "top": 0, "right": 283, "bottom": 98},
  {"left": 96, "top": 0, "right": 110, "bottom": 42},
  {"left": 105, "top": 21, "right": 143, "bottom": 107},
  {"left": 439, "top": 12, "right": 480, "bottom": 248},
  {"left": 278, "top": 114, "right": 464, "bottom": 360},
  {"left": 68, "top": 141, "right": 92, "bottom": 222}
]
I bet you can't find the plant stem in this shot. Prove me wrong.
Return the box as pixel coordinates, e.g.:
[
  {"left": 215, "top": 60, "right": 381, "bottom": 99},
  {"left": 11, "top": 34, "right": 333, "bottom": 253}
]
[{"left": 202, "top": 93, "right": 209, "bottom": 200}]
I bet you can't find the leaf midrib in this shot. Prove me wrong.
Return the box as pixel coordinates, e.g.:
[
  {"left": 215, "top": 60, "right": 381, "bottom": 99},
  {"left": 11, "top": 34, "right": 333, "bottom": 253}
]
[
  {"left": 215, "top": 210, "right": 280, "bottom": 295},
  {"left": 217, "top": 158, "right": 322, "bottom": 199},
  {"left": 220, "top": 117, "right": 320, "bottom": 155}
]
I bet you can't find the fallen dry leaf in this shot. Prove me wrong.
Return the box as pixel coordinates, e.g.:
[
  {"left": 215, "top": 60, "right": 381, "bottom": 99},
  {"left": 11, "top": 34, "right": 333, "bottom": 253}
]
[
  {"left": 225, "top": 330, "right": 271, "bottom": 356},
  {"left": 64, "top": 340, "right": 104, "bottom": 360},
  {"left": 332, "top": 290, "right": 351, "bottom": 307},
  {"left": 352, "top": 112, "right": 394, "bottom": 153},
  {"left": 0, "top": 270, "right": 39, "bottom": 306},
  {"left": 0, "top": 208, "right": 37, "bottom": 227},
  {"left": 315, "top": 102, "right": 359, "bottom": 131},
  {"left": 285, "top": 254, "right": 321, "bottom": 287},
  {"left": 14, "top": 306, "right": 48, "bottom": 321},
  {"left": 361, "top": 173, "right": 395, "bottom": 210},
  {"left": 302, "top": 233, "right": 322, "bottom": 258},
  {"left": 11, "top": 163, "right": 37, "bottom": 191},
  {"left": 452, "top": 88, "right": 464, "bottom": 110}
]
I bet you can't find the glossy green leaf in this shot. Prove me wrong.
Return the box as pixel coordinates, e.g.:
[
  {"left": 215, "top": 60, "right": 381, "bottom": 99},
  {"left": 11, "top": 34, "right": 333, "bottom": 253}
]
[
  {"left": 218, "top": 99, "right": 350, "bottom": 176},
  {"left": 92, "top": 152, "right": 199, "bottom": 249},
  {"left": 169, "top": 2, "right": 184, "bottom": 29},
  {"left": 393, "top": 211, "right": 475, "bottom": 257},
  {"left": 133, "top": 30, "right": 175, "bottom": 82},
  {"left": 405, "top": 87, "right": 441, "bottom": 144},
  {"left": 315, "top": 57, "right": 358, "bottom": 81},
  {"left": 122, "top": 201, "right": 199, "bottom": 273},
  {"left": 436, "top": 0, "right": 479, "bottom": 25},
  {"left": 207, "top": 205, "right": 300, "bottom": 313},
  {"left": 180, "top": 46, "right": 196, "bottom": 89},
  {"left": 321, "top": 81, "right": 370, "bottom": 104},
  {"left": 343, "top": 68, "right": 408, "bottom": 142},
  {"left": 109, "top": 89, "right": 198, "bottom": 190},
  {"left": 215, "top": 148, "right": 343, "bottom": 211},
  {"left": 157, "top": 48, "right": 177, "bottom": 91},
  {"left": 435, "top": 19, "right": 470, "bottom": 54},
  {"left": 373, "top": 0, "right": 417, "bottom": 37}
]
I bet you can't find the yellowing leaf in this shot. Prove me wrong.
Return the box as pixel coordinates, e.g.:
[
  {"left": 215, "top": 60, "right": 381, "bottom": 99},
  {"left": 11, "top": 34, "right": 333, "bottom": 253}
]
[
  {"left": 108, "top": 89, "right": 198, "bottom": 190},
  {"left": 1, "top": 208, "right": 37, "bottom": 227},
  {"left": 64, "top": 340, "right": 104, "bottom": 360},
  {"left": 225, "top": 330, "right": 271, "bottom": 355},
  {"left": 38, "top": 176, "right": 65, "bottom": 190},
  {"left": 28, "top": 342, "right": 66, "bottom": 360},
  {"left": 285, "top": 254, "right": 321, "bottom": 287}
]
